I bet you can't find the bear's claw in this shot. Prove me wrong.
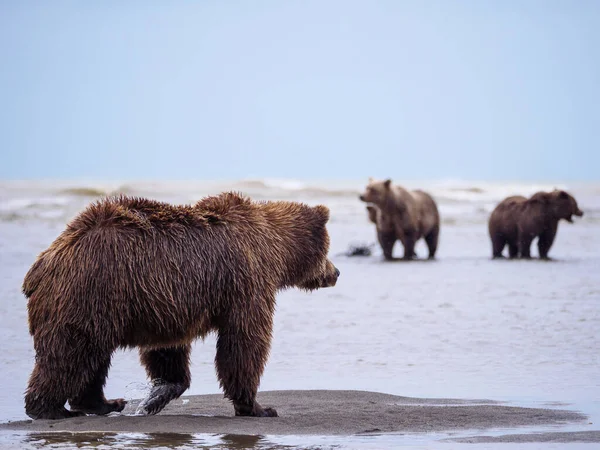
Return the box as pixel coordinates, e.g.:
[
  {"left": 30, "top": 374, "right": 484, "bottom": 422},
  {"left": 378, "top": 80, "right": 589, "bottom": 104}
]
[
  {"left": 234, "top": 401, "right": 278, "bottom": 417},
  {"left": 26, "top": 407, "right": 86, "bottom": 420},
  {"left": 136, "top": 382, "right": 186, "bottom": 416},
  {"left": 260, "top": 407, "right": 278, "bottom": 417},
  {"left": 70, "top": 398, "right": 127, "bottom": 416}
]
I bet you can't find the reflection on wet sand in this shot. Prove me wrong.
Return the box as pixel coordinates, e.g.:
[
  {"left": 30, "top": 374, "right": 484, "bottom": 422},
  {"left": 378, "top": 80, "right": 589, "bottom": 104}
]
[{"left": 20, "top": 432, "right": 294, "bottom": 450}]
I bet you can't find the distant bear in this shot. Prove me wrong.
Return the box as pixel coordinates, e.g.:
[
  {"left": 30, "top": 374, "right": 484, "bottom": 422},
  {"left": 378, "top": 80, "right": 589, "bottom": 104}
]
[
  {"left": 365, "top": 204, "right": 417, "bottom": 259},
  {"left": 488, "top": 190, "right": 583, "bottom": 259},
  {"left": 22, "top": 193, "right": 340, "bottom": 420},
  {"left": 359, "top": 178, "right": 440, "bottom": 260}
]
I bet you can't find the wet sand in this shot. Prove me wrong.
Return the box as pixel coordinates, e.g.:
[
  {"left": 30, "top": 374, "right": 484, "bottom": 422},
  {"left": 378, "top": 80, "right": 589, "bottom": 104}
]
[{"left": 0, "top": 390, "right": 593, "bottom": 441}]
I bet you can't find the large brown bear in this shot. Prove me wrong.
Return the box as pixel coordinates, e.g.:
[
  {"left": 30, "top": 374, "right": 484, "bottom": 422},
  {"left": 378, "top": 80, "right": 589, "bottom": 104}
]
[
  {"left": 359, "top": 178, "right": 440, "bottom": 260},
  {"left": 365, "top": 204, "right": 417, "bottom": 259},
  {"left": 488, "top": 190, "right": 583, "bottom": 259},
  {"left": 22, "top": 192, "right": 340, "bottom": 420}
]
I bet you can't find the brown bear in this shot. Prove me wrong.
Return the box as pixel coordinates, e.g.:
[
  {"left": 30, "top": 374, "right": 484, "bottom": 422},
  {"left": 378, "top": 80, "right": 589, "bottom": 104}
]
[
  {"left": 488, "top": 189, "right": 583, "bottom": 259},
  {"left": 359, "top": 178, "right": 440, "bottom": 260},
  {"left": 365, "top": 204, "right": 417, "bottom": 259},
  {"left": 22, "top": 192, "right": 340, "bottom": 420}
]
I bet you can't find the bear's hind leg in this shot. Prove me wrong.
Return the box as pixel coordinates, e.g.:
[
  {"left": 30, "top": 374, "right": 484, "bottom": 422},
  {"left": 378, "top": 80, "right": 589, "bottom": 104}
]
[
  {"left": 25, "top": 332, "right": 105, "bottom": 420},
  {"left": 491, "top": 233, "right": 506, "bottom": 259},
  {"left": 69, "top": 355, "right": 126, "bottom": 415},
  {"left": 519, "top": 234, "right": 534, "bottom": 259},
  {"left": 215, "top": 313, "right": 277, "bottom": 417},
  {"left": 424, "top": 226, "right": 439, "bottom": 259},
  {"left": 136, "top": 344, "right": 191, "bottom": 415},
  {"left": 25, "top": 360, "right": 85, "bottom": 420}
]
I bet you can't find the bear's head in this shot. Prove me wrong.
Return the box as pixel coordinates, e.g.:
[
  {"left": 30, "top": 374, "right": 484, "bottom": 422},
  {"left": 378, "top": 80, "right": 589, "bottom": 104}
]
[
  {"left": 269, "top": 202, "right": 340, "bottom": 291},
  {"left": 530, "top": 190, "right": 584, "bottom": 223},
  {"left": 359, "top": 178, "right": 392, "bottom": 206},
  {"left": 550, "top": 190, "right": 584, "bottom": 223},
  {"left": 296, "top": 204, "right": 340, "bottom": 291}
]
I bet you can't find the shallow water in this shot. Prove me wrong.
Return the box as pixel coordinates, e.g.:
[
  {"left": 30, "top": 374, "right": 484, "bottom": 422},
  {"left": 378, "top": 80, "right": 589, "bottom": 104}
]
[
  {"left": 0, "top": 179, "right": 598, "bottom": 448},
  {"left": 0, "top": 430, "right": 598, "bottom": 450},
  {"left": 1, "top": 431, "right": 599, "bottom": 450}
]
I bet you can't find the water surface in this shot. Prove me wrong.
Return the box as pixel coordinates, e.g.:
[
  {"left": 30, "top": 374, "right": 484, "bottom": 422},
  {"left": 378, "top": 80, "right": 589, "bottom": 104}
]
[{"left": 0, "top": 179, "right": 598, "bottom": 448}]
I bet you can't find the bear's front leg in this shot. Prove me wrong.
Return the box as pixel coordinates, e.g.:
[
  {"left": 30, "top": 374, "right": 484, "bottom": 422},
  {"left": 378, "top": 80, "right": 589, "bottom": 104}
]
[
  {"left": 518, "top": 233, "right": 534, "bottom": 259},
  {"left": 538, "top": 227, "right": 557, "bottom": 260},
  {"left": 215, "top": 311, "right": 278, "bottom": 417},
  {"left": 136, "top": 345, "right": 191, "bottom": 415},
  {"left": 377, "top": 230, "right": 396, "bottom": 261}
]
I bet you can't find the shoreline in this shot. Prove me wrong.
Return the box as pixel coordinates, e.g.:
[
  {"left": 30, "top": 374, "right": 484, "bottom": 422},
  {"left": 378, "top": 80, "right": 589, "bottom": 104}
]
[{"left": 1, "top": 390, "right": 598, "bottom": 443}]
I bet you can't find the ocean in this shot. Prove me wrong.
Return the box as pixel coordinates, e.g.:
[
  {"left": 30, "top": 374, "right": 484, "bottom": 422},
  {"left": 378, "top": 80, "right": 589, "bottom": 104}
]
[{"left": 0, "top": 178, "right": 598, "bottom": 449}]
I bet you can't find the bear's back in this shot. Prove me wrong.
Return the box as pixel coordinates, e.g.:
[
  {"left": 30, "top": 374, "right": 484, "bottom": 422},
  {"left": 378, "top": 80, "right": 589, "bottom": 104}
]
[
  {"left": 68, "top": 195, "right": 237, "bottom": 237},
  {"left": 489, "top": 195, "right": 527, "bottom": 236}
]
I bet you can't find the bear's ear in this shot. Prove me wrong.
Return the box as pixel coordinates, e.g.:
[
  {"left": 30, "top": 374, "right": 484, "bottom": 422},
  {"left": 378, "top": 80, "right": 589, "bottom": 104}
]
[
  {"left": 383, "top": 179, "right": 392, "bottom": 189},
  {"left": 558, "top": 190, "right": 569, "bottom": 199},
  {"left": 312, "top": 204, "right": 330, "bottom": 226}
]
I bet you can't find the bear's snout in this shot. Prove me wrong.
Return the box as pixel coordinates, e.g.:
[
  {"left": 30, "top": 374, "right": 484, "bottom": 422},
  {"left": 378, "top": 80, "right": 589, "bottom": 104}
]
[
  {"left": 298, "top": 261, "right": 339, "bottom": 290},
  {"left": 321, "top": 263, "right": 340, "bottom": 288},
  {"left": 359, "top": 194, "right": 366, "bottom": 202},
  {"left": 567, "top": 209, "right": 583, "bottom": 223}
]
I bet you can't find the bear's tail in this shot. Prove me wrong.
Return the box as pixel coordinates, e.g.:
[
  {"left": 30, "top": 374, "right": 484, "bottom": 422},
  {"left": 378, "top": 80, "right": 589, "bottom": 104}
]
[
  {"left": 22, "top": 198, "right": 120, "bottom": 299},
  {"left": 22, "top": 251, "right": 50, "bottom": 299}
]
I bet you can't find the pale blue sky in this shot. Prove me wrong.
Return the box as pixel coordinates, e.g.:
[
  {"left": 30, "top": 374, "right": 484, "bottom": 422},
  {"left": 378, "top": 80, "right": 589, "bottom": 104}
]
[{"left": 1, "top": 1, "right": 598, "bottom": 181}]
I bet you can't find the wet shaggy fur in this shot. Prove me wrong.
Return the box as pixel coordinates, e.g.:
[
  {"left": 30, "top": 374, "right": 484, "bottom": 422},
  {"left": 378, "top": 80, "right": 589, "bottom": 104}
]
[
  {"left": 488, "top": 190, "right": 584, "bottom": 259},
  {"left": 360, "top": 178, "right": 440, "bottom": 260},
  {"left": 22, "top": 192, "right": 340, "bottom": 420}
]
